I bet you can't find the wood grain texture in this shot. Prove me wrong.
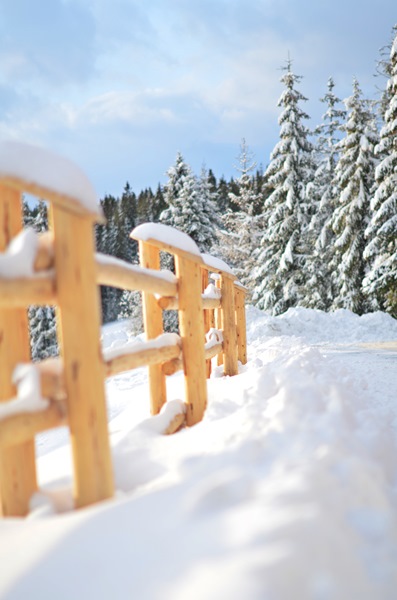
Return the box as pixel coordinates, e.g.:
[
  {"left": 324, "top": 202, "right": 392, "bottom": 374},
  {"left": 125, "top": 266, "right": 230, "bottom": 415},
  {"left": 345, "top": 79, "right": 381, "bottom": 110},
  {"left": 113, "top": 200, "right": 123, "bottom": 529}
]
[
  {"left": 52, "top": 207, "right": 114, "bottom": 508},
  {"left": 139, "top": 241, "right": 167, "bottom": 415},
  {"left": 0, "top": 185, "right": 37, "bottom": 517}
]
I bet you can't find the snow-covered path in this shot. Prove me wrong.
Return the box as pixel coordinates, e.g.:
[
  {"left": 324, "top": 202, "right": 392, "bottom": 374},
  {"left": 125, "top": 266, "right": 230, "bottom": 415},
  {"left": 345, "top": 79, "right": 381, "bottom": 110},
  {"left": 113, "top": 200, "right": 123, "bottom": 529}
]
[{"left": 1, "top": 307, "right": 397, "bottom": 600}]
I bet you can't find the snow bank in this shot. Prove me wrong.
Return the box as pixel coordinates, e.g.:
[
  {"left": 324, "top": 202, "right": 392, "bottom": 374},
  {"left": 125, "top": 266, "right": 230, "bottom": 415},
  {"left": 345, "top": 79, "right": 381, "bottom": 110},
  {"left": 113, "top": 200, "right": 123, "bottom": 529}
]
[
  {"left": 246, "top": 305, "right": 397, "bottom": 344},
  {"left": 0, "top": 307, "right": 396, "bottom": 599},
  {"left": 0, "top": 140, "right": 100, "bottom": 214}
]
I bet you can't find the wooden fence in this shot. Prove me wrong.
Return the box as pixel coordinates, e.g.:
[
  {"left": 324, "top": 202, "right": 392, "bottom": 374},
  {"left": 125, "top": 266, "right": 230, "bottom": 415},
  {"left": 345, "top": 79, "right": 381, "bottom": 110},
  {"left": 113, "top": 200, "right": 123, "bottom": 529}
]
[{"left": 0, "top": 141, "right": 248, "bottom": 517}]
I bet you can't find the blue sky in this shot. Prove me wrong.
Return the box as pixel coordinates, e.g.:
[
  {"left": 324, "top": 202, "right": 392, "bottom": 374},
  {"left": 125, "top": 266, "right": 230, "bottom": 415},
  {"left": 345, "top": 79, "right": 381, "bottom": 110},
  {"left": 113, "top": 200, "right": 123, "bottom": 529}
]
[{"left": 0, "top": 0, "right": 396, "bottom": 198}]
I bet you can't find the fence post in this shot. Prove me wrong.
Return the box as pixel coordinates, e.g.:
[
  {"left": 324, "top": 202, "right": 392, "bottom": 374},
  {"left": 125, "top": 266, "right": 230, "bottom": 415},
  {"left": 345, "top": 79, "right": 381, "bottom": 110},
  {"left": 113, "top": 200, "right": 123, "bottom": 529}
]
[
  {"left": 221, "top": 275, "right": 239, "bottom": 376},
  {"left": 175, "top": 255, "right": 207, "bottom": 426},
  {"left": 215, "top": 276, "right": 223, "bottom": 367},
  {"left": 201, "top": 268, "right": 212, "bottom": 378},
  {"left": 139, "top": 241, "right": 167, "bottom": 415},
  {"left": 235, "top": 286, "right": 247, "bottom": 365},
  {"left": 0, "top": 185, "right": 37, "bottom": 516},
  {"left": 51, "top": 206, "right": 114, "bottom": 509}
]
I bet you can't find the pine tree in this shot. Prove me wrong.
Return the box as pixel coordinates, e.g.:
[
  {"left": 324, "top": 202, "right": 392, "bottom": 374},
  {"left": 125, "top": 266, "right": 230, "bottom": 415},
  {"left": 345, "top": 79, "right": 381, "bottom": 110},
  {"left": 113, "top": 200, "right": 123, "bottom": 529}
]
[
  {"left": 220, "top": 139, "right": 263, "bottom": 285},
  {"left": 304, "top": 78, "right": 346, "bottom": 309},
  {"left": 152, "top": 185, "right": 167, "bottom": 222},
  {"left": 160, "top": 152, "right": 217, "bottom": 252},
  {"left": 23, "top": 198, "right": 34, "bottom": 227},
  {"left": 29, "top": 306, "right": 58, "bottom": 361},
  {"left": 332, "top": 78, "right": 378, "bottom": 314},
  {"left": 96, "top": 194, "right": 124, "bottom": 322},
  {"left": 252, "top": 60, "right": 313, "bottom": 314},
  {"left": 118, "top": 289, "right": 143, "bottom": 335},
  {"left": 228, "top": 139, "right": 259, "bottom": 217},
  {"left": 196, "top": 165, "right": 221, "bottom": 251},
  {"left": 364, "top": 31, "right": 397, "bottom": 316},
  {"left": 117, "top": 182, "right": 138, "bottom": 263},
  {"left": 374, "top": 24, "right": 397, "bottom": 124},
  {"left": 216, "top": 176, "right": 231, "bottom": 213}
]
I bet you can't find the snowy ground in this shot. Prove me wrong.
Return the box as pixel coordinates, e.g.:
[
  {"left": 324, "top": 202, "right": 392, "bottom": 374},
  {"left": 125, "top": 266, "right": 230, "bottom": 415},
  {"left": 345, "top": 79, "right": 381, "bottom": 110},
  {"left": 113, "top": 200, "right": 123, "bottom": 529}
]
[{"left": 1, "top": 306, "right": 397, "bottom": 600}]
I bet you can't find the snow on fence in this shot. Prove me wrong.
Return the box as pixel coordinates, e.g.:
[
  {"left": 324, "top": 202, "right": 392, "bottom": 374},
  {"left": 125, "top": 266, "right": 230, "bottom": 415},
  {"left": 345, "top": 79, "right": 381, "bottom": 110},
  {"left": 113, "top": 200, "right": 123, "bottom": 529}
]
[{"left": 0, "top": 141, "right": 248, "bottom": 517}]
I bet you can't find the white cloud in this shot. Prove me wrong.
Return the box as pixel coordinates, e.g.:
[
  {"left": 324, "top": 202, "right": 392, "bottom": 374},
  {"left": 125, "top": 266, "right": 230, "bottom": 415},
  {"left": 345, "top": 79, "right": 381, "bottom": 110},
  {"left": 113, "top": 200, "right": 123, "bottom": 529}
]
[{"left": 74, "top": 91, "right": 179, "bottom": 126}]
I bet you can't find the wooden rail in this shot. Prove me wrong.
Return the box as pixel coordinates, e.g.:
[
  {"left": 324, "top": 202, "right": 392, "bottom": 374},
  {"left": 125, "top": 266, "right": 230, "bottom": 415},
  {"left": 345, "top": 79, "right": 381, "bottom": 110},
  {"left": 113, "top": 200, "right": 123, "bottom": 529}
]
[{"left": 0, "top": 141, "right": 248, "bottom": 517}]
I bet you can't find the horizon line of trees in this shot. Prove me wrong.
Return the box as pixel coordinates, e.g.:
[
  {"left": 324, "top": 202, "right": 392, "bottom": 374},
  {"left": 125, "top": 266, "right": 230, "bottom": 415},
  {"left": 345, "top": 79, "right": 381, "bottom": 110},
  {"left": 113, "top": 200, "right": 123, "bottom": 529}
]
[{"left": 24, "top": 23, "right": 397, "bottom": 359}]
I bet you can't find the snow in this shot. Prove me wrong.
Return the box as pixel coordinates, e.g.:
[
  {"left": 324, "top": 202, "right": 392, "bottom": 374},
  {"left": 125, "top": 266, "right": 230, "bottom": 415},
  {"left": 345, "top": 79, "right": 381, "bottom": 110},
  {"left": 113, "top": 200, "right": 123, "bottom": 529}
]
[
  {"left": 0, "top": 364, "right": 48, "bottom": 420},
  {"left": 0, "top": 228, "right": 38, "bottom": 278},
  {"left": 103, "top": 332, "right": 181, "bottom": 362},
  {"left": 131, "top": 222, "right": 202, "bottom": 257},
  {"left": 201, "top": 252, "right": 235, "bottom": 275},
  {"left": 202, "top": 283, "right": 221, "bottom": 299},
  {"left": 0, "top": 140, "right": 100, "bottom": 215},
  {"left": 96, "top": 252, "right": 177, "bottom": 284},
  {"left": 1, "top": 307, "right": 397, "bottom": 599},
  {"left": 205, "top": 328, "right": 223, "bottom": 347}
]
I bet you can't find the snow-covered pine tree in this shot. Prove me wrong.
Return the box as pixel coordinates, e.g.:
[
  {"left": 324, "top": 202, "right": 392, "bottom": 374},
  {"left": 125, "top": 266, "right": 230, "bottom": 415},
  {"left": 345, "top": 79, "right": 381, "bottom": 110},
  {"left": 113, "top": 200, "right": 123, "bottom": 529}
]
[
  {"left": 160, "top": 152, "right": 217, "bottom": 252},
  {"left": 29, "top": 306, "right": 58, "bottom": 361},
  {"left": 220, "top": 139, "right": 263, "bottom": 285},
  {"left": 26, "top": 200, "right": 58, "bottom": 360},
  {"left": 23, "top": 198, "right": 34, "bottom": 227},
  {"left": 216, "top": 176, "right": 232, "bottom": 213},
  {"left": 252, "top": 60, "right": 313, "bottom": 314},
  {"left": 136, "top": 184, "right": 167, "bottom": 223},
  {"left": 374, "top": 24, "right": 397, "bottom": 125},
  {"left": 364, "top": 30, "right": 397, "bottom": 317},
  {"left": 117, "top": 182, "right": 138, "bottom": 263},
  {"left": 332, "top": 78, "right": 378, "bottom": 314},
  {"left": 117, "top": 289, "right": 143, "bottom": 336},
  {"left": 304, "top": 78, "right": 346, "bottom": 310},
  {"left": 96, "top": 194, "right": 122, "bottom": 322},
  {"left": 228, "top": 139, "right": 259, "bottom": 217},
  {"left": 196, "top": 165, "right": 222, "bottom": 252}
]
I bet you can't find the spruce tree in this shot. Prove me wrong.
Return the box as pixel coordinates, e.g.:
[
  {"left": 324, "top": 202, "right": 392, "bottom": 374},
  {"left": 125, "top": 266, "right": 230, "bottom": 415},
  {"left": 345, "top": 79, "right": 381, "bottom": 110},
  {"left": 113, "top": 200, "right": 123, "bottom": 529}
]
[
  {"left": 196, "top": 165, "right": 221, "bottom": 251},
  {"left": 364, "top": 31, "right": 397, "bottom": 316},
  {"left": 305, "top": 78, "right": 346, "bottom": 309},
  {"left": 216, "top": 176, "right": 231, "bottom": 213},
  {"left": 160, "top": 152, "right": 217, "bottom": 252},
  {"left": 252, "top": 60, "right": 313, "bottom": 314},
  {"left": 96, "top": 194, "right": 124, "bottom": 322},
  {"left": 332, "top": 78, "right": 378, "bottom": 314},
  {"left": 117, "top": 182, "right": 138, "bottom": 263},
  {"left": 220, "top": 139, "right": 263, "bottom": 284},
  {"left": 29, "top": 306, "right": 58, "bottom": 361}
]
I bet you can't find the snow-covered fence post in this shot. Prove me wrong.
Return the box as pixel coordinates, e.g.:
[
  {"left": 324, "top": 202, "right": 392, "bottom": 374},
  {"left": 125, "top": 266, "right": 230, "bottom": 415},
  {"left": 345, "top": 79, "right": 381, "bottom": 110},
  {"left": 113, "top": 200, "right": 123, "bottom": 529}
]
[
  {"left": 201, "top": 268, "right": 212, "bottom": 378},
  {"left": 200, "top": 255, "right": 240, "bottom": 376},
  {"left": 235, "top": 283, "right": 248, "bottom": 366},
  {"left": 131, "top": 224, "right": 208, "bottom": 426},
  {"left": 220, "top": 275, "right": 239, "bottom": 376},
  {"left": 0, "top": 185, "right": 37, "bottom": 517},
  {"left": 215, "top": 276, "right": 223, "bottom": 367},
  {"left": 175, "top": 253, "right": 207, "bottom": 425},
  {"left": 138, "top": 241, "right": 167, "bottom": 415},
  {"left": 51, "top": 205, "right": 114, "bottom": 509}
]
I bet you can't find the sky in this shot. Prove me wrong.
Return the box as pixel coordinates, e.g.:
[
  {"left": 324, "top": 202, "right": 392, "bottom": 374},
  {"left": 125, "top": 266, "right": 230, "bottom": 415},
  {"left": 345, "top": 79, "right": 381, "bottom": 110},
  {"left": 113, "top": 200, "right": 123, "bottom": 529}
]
[{"left": 0, "top": 0, "right": 396, "bottom": 199}]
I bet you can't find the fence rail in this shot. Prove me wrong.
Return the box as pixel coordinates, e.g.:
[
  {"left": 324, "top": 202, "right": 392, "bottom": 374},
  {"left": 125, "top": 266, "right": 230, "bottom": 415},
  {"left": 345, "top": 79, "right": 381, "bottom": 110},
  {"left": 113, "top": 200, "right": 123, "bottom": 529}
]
[{"left": 0, "top": 141, "right": 248, "bottom": 517}]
